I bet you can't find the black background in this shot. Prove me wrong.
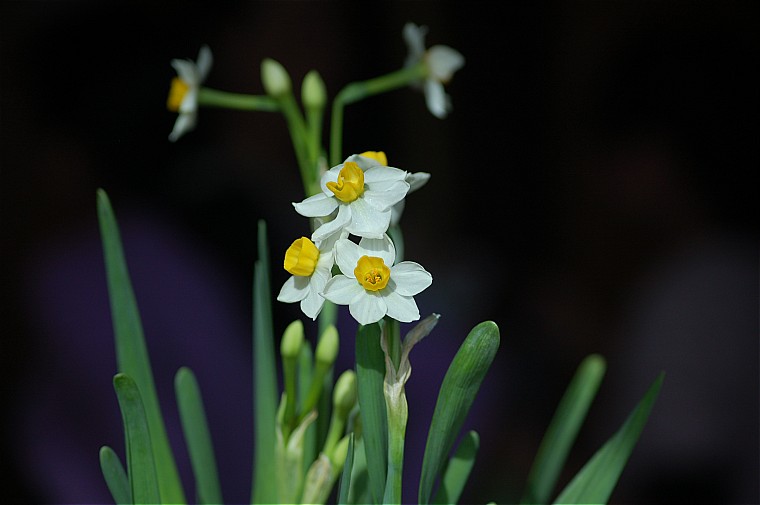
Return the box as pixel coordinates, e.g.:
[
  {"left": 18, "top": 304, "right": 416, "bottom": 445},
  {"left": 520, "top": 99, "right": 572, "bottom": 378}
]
[{"left": 2, "top": 1, "right": 758, "bottom": 504}]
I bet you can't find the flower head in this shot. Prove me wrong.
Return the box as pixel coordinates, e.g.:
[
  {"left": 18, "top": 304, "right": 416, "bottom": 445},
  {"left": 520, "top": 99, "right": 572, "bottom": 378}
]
[
  {"left": 277, "top": 233, "right": 339, "bottom": 320},
  {"left": 322, "top": 234, "right": 432, "bottom": 325},
  {"left": 403, "top": 23, "right": 464, "bottom": 119},
  {"left": 293, "top": 155, "right": 410, "bottom": 242},
  {"left": 167, "top": 45, "right": 213, "bottom": 142}
]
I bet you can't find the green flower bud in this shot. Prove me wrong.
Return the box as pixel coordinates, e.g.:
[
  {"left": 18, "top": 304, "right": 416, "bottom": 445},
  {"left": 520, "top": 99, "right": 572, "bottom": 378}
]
[
  {"left": 315, "top": 325, "right": 339, "bottom": 367},
  {"left": 280, "top": 319, "right": 304, "bottom": 359},
  {"left": 261, "top": 58, "right": 292, "bottom": 97},
  {"left": 328, "top": 434, "right": 350, "bottom": 473},
  {"left": 332, "top": 370, "right": 357, "bottom": 419},
  {"left": 301, "top": 70, "right": 326, "bottom": 109}
]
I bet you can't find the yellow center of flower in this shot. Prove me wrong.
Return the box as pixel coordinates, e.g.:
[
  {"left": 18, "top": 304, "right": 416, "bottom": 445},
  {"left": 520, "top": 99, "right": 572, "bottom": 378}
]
[
  {"left": 354, "top": 255, "right": 391, "bottom": 291},
  {"left": 167, "top": 77, "right": 190, "bottom": 112},
  {"left": 284, "top": 237, "right": 320, "bottom": 277},
  {"left": 326, "top": 162, "right": 365, "bottom": 203},
  {"left": 359, "top": 151, "right": 388, "bottom": 166}
]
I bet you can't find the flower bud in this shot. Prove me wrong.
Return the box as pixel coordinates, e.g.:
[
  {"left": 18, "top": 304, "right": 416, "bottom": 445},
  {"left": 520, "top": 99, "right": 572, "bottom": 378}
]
[
  {"left": 328, "top": 434, "right": 350, "bottom": 472},
  {"left": 332, "top": 370, "right": 357, "bottom": 419},
  {"left": 261, "top": 58, "right": 292, "bottom": 97},
  {"left": 315, "top": 325, "right": 339, "bottom": 367},
  {"left": 302, "top": 70, "right": 326, "bottom": 109},
  {"left": 280, "top": 319, "right": 304, "bottom": 359}
]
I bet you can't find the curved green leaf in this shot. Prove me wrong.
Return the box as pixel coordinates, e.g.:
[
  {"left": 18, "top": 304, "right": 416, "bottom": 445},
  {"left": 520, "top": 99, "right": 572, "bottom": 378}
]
[
  {"left": 432, "top": 430, "right": 479, "bottom": 505},
  {"left": 419, "top": 321, "right": 500, "bottom": 505},
  {"left": 553, "top": 372, "right": 665, "bottom": 504},
  {"left": 99, "top": 446, "right": 130, "bottom": 505},
  {"left": 355, "top": 322, "right": 388, "bottom": 504},
  {"left": 521, "top": 354, "right": 606, "bottom": 504},
  {"left": 97, "top": 189, "right": 185, "bottom": 504},
  {"left": 113, "top": 373, "right": 161, "bottom": 505},
  {"left": 175, "top": 367, "right": 223, "bottom": 505}
]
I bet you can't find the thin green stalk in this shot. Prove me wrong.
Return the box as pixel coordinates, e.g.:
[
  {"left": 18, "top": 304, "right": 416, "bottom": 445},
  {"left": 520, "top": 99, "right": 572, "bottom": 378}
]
[
  {"left": 329, "top": 63, "right": 426, "bottom": 165},
  {"left": 278, "top": 93, "right": 315, "bottom": 196},
  {"left": 198, "top": 87, "right": 279, "bottom": 111},
  {"left": 383, "top": 392, "right": 407, "bottom": 505}
]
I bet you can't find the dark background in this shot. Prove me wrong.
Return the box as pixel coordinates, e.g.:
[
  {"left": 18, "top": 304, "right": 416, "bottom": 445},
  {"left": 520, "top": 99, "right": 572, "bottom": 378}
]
[{"left": 1, "top": 1, "right": 757, "bottom": 504}]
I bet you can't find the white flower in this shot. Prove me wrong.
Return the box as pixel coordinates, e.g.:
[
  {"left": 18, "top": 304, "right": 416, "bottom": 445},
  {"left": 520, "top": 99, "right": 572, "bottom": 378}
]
[
  {"left": 354, "top": 151, "right": 430, "bottom": 226},
  {"left": 167, "top": 45, "right": 213, "bottom": 142},
  {"left": 322, "top": 234, "right": 432, "bottom": 325},
  {"left": 403, "top": 22, "right": 465, "bottom": 119},
  {"left": 292, "top": 155, "right": 410, "bottom": 242},
  {"left": 276, "top": 233, "right": 338, "bottom": 320}
]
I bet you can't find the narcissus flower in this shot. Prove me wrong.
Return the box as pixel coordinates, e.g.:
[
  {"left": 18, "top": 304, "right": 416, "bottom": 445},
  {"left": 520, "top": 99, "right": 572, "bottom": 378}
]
[
  {"left": 403, "top": 23, "right": 464, "bottom": 119},
  {"left": 322, "top": 235, "right": 432, "bottom": 325},
  {"left": 277, "top": 234, "right": 338, "bottom": 320},
  {"left": 167, "top": 45, "right": 212, "bottom": 142},
  {"left": 293, "top": 155, "right": 410, "bottom": 242}
]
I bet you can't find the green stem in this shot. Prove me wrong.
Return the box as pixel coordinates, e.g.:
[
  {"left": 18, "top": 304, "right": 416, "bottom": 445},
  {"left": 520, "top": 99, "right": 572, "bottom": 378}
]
[
  {"left": 383, "top": 388, "right": 408, "bottom": 505},
  {"left": 329, "top": 63, "right": 427, "bottom": 166},
  {"left": 197, "top": 87, "right": 279, "bottom": 111},
  {"left": 278, "top": 93, "right": 316, "bottom": 196}
]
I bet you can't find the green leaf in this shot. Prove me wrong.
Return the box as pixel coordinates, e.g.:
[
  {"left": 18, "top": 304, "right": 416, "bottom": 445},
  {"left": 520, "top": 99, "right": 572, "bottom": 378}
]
[
  {"left": 337, "top": 433, "right": 355, "bottom": 505},
  {"left": 298, "top": 341, "right": 317, "bottom": 475},
  {"left": 521, "top": 354, "right": 606, "bottom": 505},
  {"left": 99, "top": 446, "right": 131, "bottom": 505},
  {"left": 97, "top": 189, "right": 185, "bottom": 504},
  {"left": 175, "top": 367, "right": 223, "bottom": 505},
  {"left": 355, "top": 322, "right": 388, "bottom": 504},
  {"left": 113, "top": 373, "right": 161, "bottom": 505},
  {"left": 553, "top": 372, "right": 665, "bottom": 505},
  {"left": 432, "top": 430, "right": 479, "bottom": 505},
  {"left": 419, "top": 321, "right": 500, "bottom": 505},
  {"left": 347, "top": 436, "right": 370, "bottom": 505},
  {"left": 251, "top": 219, "right": 279, "bottom": 504}
]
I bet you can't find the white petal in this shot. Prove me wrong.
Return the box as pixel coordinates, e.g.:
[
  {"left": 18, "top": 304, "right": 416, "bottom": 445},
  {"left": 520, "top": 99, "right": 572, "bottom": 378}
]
[
  {"left": 168, "top": 112, "right": 196, "bottom": 142},
  {"left": 277, "top": 275, "right": 309, "bottom": 303},
  {"left": 319, "top": 164, "right": 343, "bottom": 193},
  {"left": 300, "top": 285, "right": 325, "bottom": 320},
  {"left": 358, "top": 235, "right": 396, "bottom": 267},
  {"left": 334, "top": 239, "right": 363, "bottom": 278},
  {"left": 322, "top": 275, "right": 363, "bottom": 304},
  {"left": 390, "top": 200, "right": 405, "bottom": 227},
  {"left": 178, "top": 87, "right": 199, "bottom": 114},
  {"left": 390, "top": 261, "right": 432, "bottom": 296},
  {"left": 403, "top": 23, "right": 427, "bottom": 64},
  {"left": 362, "top": 181, "right": 410, "bottom": 211},
  {"left": 406, "top": 172, "right": 431, "bottom": 193},
  {"left": 293, "top": 193, "right": 338, "bottom": 218},
  {"left": 196, "top": 45, "right": 213, "bottom": 82},
  {"left": 312, "top": 204, "right": 351, "bottom": 243},
  {"left": 345, "top": 199, "right": 391, "bottom": 239},
  {"left": 383, "top": 290, "right": 420, "bottom": 323},
  {"left": 363, "top": 165, "right": 407, "bottom": 185},
  {"left": 350, "top": 292, "right": 387, "bottom": 325},
  {"left": 171, "top": 59, "right": 198, "bottom": 85},
  {"left": 427, "top": 45, "right": 465, "bottom": 82},
  {"left": 424, "top": 79, "right": 451, "bottom": 119}
]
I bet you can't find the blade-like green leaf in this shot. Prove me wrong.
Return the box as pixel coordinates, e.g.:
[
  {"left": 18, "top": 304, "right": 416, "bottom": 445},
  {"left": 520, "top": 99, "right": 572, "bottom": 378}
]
[
  {"left": 298, "top": 341, "right": 317, "bottom": 475},
  {"left": 355, "top": 322, "right": 388, "bottom": 504},
  {"left": 113, "top": 373, "right": 161, "bottom": 505},
  {"left": 99, "top": 446, "right": 131, "bottom": 505},
  {"left": 432, "top": 430, "right": 479, "bottom": 505},
  {"left": 337, "top": 433, "right": 355, "bottom": 505},
  {"left": 97, "top": 189, "right": 185, "bottom": 504},
  {"left": 521, "top": 354, "right": 606, "bottom": 505},
  {"left": 553, "top": 372, "right": 665, "bottom": 505},
  {"left": 175, "top": 367, "right": 223, "bottom": 505},
  {"left": 252, "top": 219, "right": 279, "bottom": 504},
  {"left": 347, "top": 436, "right": 370, "bottom": 505},
  {"left": 419, "top": 321, "right": 500, "bottom": 505}
]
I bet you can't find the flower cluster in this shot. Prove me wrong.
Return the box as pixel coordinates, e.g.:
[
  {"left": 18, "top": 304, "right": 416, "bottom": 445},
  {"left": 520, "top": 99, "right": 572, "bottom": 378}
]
[{"left": 277, "top": 151, "right": 433, "bottom": 325}]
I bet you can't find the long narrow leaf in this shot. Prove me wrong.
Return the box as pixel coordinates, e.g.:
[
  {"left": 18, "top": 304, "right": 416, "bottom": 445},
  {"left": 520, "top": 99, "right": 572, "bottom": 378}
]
[
  {"left": 175, "top": 367, "right": 223, "bottom": 505},
  {"left": 337, "top": 433, "right": 355, "bottom": 505},
  {"left": 355, "top": 322, "right": 388, "bottom": 504},
  {"left": 113, "top": 373, "right": 161, "bottom": 505},
  {"left": 553, "top": 372, "right": 665, "bottom": 505},
  {"left": 97, "top": 189, "right": 185, "bottom": 504},
  {"left": 521, "top": 354, "right": 606, "bottom": 504},
  {"left": 432, "top": 430, "right": 479, "bottom": 505},
  {"left": 252, "top": 219, "right": 279, "bottom": 504},
  {"left": 99, "top": 446, "right": 131, "bottom": 505},
  {"left": 419, "top": 321, "right": 500, "bottom": 505}
]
